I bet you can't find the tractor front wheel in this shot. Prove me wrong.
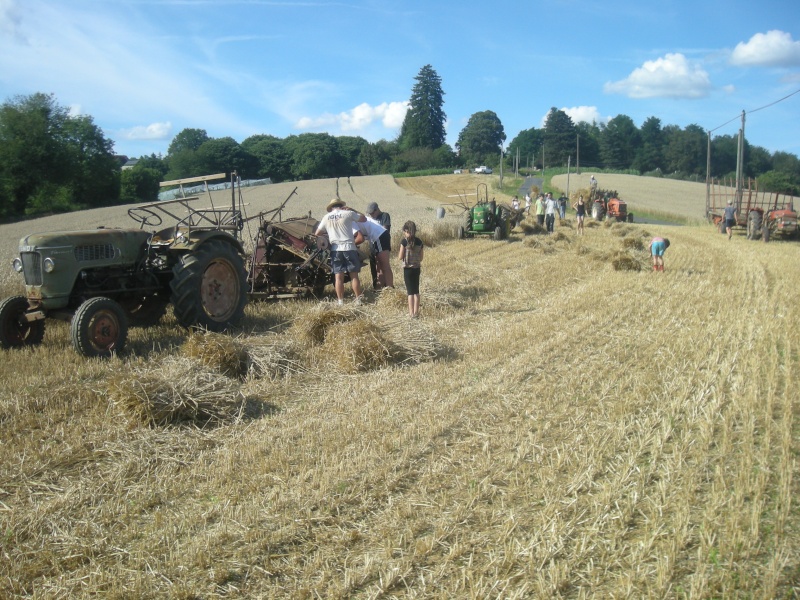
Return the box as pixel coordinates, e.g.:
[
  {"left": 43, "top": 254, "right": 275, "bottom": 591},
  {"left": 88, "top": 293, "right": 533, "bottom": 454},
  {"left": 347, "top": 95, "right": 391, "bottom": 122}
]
[
  {"left": 0, "top": 295, "right": 45, "bottom": 349},
  {"left": 71, "top": 297, "right": 128, "bottom": 358},
  {"left": 171, "top": 240, "right": 247, "bottom": 331},
  {"left": 456, "top": 225, "right": 465, "bottom": 239}
]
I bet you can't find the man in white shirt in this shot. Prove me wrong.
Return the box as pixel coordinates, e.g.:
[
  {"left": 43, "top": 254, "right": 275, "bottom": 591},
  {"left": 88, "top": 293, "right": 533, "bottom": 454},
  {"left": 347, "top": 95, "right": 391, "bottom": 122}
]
[
  {"left": 355, "top": 217, "right": 394, "bottom": 289},
  {"left": 315, "top": 198, "right": 367, "bottom": 304}
]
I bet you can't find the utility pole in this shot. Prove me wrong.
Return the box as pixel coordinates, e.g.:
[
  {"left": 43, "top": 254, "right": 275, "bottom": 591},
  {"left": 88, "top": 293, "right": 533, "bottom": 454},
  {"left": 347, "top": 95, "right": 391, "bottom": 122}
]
[
  {"left": 576, "top": 134, "right": 580, "bottom": 175},
  {"left": 735, "top": 110, "right": 745, "bottom": 213},
  {"left": 567, "top": 155, "right": 571, "bottom": 198},
  {"left": 705, "top": 130, "right": 712, "bottom": 218}
]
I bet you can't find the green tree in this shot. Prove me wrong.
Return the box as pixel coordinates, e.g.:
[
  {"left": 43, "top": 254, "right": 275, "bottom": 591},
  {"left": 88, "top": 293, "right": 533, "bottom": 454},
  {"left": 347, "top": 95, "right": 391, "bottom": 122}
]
[
  {"left": 241, "top": 134, "right": 292, "bottom": 182},
  {"left": 357, "top": 140, "right": 395, "bottom": 175},
  {"left": 135, "top": 153, "right": 169, "bottom": 178},
  {"left": 63, "top": 114, "right": 120, "bottom": 207},
  {"left": 745, "top": 145, "right": 772, "bottom": 178},
  {"left": 758, "top": 170, "right": 800, "bottom": 195},
  {"left": 575, "top": 121, "right": 602, "bottom": 171},
  {"left": 633, "top": 116, "right": 665, "bottom": 173},
  {"left": 600, "top": 114, "right": 640, "bottom": 169},
  {"left": 195, "top": 137, "right": 253, "bottom": 177},
  {"left": 507, "top": 127, "right": 544, "bottom": 171},
  {"left": 664, "top": 124, "right": 706, "bottom": 175},
  {"left": 710, "top": 134, "right": 738, "bottom": 178},
  {"left": 456, "top": 110, "right": 506, "bottom": 167},
  {"left": 335, "top": 136, "right": 369, "bottom": 176},
  {"left": 398, "top": 65, "right": 446, "bottom": 151},
  {"left": 0, "top": 92, "right": 119, "bottom": 218},
  {"left": 120, "top": 167, "right": 162, "bottom": 203},
  {"left": 168, "top": 128, "right": 209, "bottom": 155},
  {"left": 285, "top": 133, "right": 340, "bottom": 180},
  {"left": 543, "top": 108, "right": 576, "bottom": 167}
]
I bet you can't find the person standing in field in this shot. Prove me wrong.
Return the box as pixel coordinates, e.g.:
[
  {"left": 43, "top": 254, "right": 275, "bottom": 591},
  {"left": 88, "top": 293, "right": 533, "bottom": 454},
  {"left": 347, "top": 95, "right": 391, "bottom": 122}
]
[
  {"left": 544, "top": 193, "right": 557, "bottom": 234},
  {"left": 525, "top": 193, "right": 532, "bottom": 215},
  {"left": 315, "top": 198, "right": 367, "bottom": 305},
  {"left": 724, "top": 200, "right": 737, "bottom": 240},
  {"left": 590, "top": 175, "right": 598, "bottom": 199},
  {"left": 558, "top": 193, "right": 567, "bottom": 220},
  {"left": 573, "top": 194, "right": 586, "bottom": 235},
  {"left": 398, "top": 220, "right": 424, "bottom": 319},
  {"left": 535, "top": 194, "right": 545, "bottom": 226},
  {"left": 365, "top": 201, "right": 392, "bottom": 289},
  {"left": 355, "top": 217, "right": 394, "bottom": 290},
  {"left": 648, "top": 236, "right": 670, "bottom": 272}
]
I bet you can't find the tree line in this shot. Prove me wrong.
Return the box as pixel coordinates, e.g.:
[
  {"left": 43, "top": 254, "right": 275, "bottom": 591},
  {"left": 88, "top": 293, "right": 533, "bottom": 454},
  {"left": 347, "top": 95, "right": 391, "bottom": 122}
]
[{"left": 1, "top": 66, "right": 799, "bottom": 219}]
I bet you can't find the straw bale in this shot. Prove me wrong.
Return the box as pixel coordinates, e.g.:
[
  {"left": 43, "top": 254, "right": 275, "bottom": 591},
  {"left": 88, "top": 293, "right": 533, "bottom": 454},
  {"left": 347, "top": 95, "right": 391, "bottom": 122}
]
[
  {"left": 622, "top": 236, "right": 645, "bottom": 251},
  {"left": 108, "top": 356, "right": 245, "bottom": 426},
  {"left": 551, "top": 231, "right": 571, "bottom": 243},
  {"left": 182, "top": 331, "right": 249, "bottom": 379},
  {"left": 322, "top": 319, "right": 392, "bottom": 373},
  {"left": 586, "top": 220, "right": 601, "bottom": 228},
  {"left": 244, "top": 335, "right": 305, "bottom": 380},
  {"left": 611, "top": 253, "right": 643, "bottom": 272},
  {"left": 289, "top": 304, "right": 359, "bottom": 346},
  {"left": 375, "top": 286, "right": 408, "bottom": 310}
]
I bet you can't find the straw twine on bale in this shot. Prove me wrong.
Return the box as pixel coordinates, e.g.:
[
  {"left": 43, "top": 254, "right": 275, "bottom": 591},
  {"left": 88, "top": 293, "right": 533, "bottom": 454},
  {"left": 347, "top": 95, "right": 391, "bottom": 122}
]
[
  {"left": 182, "top": 331, "right": 249, "bottom": 379},
  {"left": 107, "top": 356, "right": 246, "bottom": 427}
]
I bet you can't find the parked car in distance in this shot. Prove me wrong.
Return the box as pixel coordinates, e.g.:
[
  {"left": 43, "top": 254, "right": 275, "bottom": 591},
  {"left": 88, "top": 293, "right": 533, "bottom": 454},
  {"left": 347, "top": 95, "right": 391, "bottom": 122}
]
[{"left": 474, "top": 166, "right": 493, "bottom": 174}]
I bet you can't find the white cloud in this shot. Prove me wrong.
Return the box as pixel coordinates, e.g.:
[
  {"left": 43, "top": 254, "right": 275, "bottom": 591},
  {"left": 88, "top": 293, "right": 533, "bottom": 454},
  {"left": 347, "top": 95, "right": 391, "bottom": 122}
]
[
  {"left": 562, "top": 106, "right": 609, "bottom": 126},
  {"left": 604, "top": 53, "right": 712, "bottom": 99},
  {"left": 295, "top": 101, "right": 409, "bottom": 135},
  {"left": 730, "top": 30, "right": 800, "bottom": 67},
  {"left": 119, "top": 122, "right": 173, "bottom": 141}
]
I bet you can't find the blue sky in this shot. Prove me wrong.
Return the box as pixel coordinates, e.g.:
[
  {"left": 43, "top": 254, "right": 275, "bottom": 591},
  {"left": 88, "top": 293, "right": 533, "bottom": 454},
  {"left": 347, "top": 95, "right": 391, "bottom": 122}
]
[{"left": 1, "top": 0, "right": 799, "bottom": 160}]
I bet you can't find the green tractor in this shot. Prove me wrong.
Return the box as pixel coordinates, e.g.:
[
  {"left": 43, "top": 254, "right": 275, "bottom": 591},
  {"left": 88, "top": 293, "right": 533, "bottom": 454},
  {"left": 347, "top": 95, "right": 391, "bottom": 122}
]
[{"left": 456, "top": 184, "right": 511, "bottom": 241}]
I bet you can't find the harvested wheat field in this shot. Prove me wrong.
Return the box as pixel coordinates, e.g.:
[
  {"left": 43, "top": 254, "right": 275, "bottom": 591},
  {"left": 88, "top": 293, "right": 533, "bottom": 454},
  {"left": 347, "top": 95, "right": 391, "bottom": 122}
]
[
  {"left": 1, "top": 174, "right": 799, "bottom": 598},
  {"left": 551, "top": 173, "right": 709, "bottom": 222}
]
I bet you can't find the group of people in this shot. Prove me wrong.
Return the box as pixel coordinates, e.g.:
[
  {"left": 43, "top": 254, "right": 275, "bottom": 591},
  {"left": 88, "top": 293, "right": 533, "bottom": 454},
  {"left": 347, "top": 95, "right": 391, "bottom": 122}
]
[
  {"left": 528, "top": 192, "right": 569, "bottom": 233},
  {"left": 314, "top": 199, "right": 424, "bottom": 318}
]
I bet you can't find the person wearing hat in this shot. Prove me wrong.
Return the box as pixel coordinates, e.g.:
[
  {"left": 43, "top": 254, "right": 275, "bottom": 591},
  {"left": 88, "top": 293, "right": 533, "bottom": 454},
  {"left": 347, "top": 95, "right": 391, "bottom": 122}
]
[
  {"left": 723, "top": 200, "right": 737, "bottom": 240},
  {"left": 315, "top": 199, "right": 367, "bottom": 305},
  {"left": 365, "top": 201, "right": 392, "bottom": 289}
]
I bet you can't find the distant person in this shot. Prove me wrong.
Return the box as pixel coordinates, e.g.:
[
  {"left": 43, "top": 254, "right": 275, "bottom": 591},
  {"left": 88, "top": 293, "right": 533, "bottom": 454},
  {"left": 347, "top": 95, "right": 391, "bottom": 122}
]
[
  {"left": 724, "top": 200, "right": 737, "bottom": 240},
  {"left": 573, "top": 194, "right": 586, "bottom": 235},
  {"left": 398, "top": 220, "right": 424, "bottom": 319},
  {"left": 315, "top": 198, "right": 367, "bottom": 305},
  {"left": 544, "top": 192, "right": 557, "bottom": 233},
  {"left": 649, "top": 236, "right": 670, "bottom": 272},
  {"left": 354, "top": 218, "right": 394, "bottom": 290},
  {"left": 558, "top": 193, "right": 567, "bottom": 219},
  {"left": 535, "top": 194, "right": 545, "bottom": 226},
  {"left": 524, "top": 193, "right": 532, "bottom": 215},
  {"left": 590, "top": 174, "right": 598, "bottom": 197}
]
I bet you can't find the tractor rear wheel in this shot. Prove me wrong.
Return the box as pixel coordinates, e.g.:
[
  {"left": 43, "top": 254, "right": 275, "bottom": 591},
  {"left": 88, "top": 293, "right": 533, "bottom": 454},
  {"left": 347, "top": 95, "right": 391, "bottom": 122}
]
[
  {"left": 71, "top": 297, "right": 127, "bottom": 358},
  {"left": 171, "top": 239, "right": 247, "bottom": 331},
  {"left": 747, "top": 211, "right": 762, "bottom": 240},
  {"left": 0, "top": 295, "right": 45, "bottom": 349}
]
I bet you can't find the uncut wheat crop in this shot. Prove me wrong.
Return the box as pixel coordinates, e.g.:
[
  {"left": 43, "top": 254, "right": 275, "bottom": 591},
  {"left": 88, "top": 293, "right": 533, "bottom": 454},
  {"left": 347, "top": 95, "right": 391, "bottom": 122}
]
[{"left": 0, "top": 173, "right": 798, "bottom": 598}]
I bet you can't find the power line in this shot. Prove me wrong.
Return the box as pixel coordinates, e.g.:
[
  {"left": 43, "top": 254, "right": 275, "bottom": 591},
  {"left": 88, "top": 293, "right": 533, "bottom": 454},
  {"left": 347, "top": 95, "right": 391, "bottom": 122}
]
[{"left": 708, "top": 87, "right": 800, "bottom": 133}]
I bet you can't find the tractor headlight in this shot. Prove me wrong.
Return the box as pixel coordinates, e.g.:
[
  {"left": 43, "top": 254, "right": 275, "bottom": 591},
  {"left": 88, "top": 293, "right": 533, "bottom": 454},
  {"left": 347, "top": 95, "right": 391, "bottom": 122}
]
[
  {"left": 43, "top": 257, "right": 55, "bottom": 273},
  {"left": 12, "top": 258, "right": 23, "bottom": 273}
]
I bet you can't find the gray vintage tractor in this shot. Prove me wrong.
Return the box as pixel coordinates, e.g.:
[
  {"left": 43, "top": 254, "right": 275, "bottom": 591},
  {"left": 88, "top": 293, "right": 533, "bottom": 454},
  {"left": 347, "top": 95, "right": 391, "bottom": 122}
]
[{"left": 1, "top": 173, "right": 248, "bottom": 357}]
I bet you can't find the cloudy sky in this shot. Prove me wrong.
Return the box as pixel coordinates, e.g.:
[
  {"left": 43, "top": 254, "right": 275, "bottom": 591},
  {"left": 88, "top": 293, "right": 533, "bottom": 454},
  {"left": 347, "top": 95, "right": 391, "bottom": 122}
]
[{"left": 1, "top": 0, "right": 798, "bottom": 159}]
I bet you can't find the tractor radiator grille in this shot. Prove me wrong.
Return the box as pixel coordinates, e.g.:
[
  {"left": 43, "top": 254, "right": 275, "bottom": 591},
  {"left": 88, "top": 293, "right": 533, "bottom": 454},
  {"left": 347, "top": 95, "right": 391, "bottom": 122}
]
[
  {"left": 74, "top": 244, "right": 116, "bottom": 262},
  {"left": 20, "top": 252, "right": 42, "bottom": 286}
]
